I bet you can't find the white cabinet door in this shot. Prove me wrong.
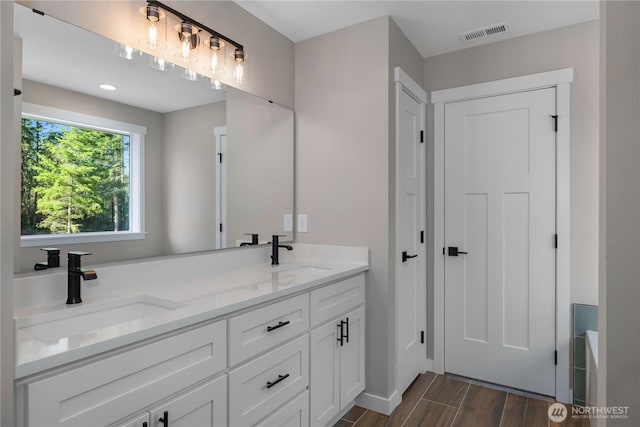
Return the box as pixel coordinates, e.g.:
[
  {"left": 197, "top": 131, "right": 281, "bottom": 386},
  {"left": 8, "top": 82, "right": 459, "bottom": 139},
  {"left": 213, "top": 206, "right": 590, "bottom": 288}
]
[
  {"left": 339, "top": 306, "right": 365, "bottom": 409},
  {"left": 309, "top": 320, "right": 340, "bottom": 426},
  {"left": 117, "top": 413, "right": 149, "bottom": 427},
  {"left": 148, "top": 375, "right": 227, "bottom": 427},
  {"left": 310, "top": 305, "right": 365, "bottom": 426}
]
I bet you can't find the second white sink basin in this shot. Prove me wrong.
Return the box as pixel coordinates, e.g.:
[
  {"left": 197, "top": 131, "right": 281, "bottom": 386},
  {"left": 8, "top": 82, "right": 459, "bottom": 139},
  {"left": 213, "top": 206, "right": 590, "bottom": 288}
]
[{"left": 16, "top": 295, "right": 186, "bottom": 342}]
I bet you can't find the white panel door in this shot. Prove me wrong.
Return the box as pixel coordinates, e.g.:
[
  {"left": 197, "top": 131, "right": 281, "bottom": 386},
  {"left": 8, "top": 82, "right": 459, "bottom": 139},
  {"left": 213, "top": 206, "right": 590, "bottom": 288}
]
[
  {"left": 397, "top": 87, "right": 426, "bottom": 395},
  {"left": 444, "top": 88, "right": 556, "bottom": 396}
]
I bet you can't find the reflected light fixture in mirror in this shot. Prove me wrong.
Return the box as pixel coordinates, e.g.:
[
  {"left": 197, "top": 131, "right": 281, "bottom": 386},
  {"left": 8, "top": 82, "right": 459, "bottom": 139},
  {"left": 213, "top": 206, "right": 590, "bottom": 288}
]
[
  {"left": 139, "top": 5, "right": 167, "bottom": 50},
  {"left": 150, "top": 55, "right": 168, "bottom": 71},
  {"left": 176, "top": 21, "right": 199, "bottom": 63},
  {"left": 234, "top": 48, "right": 245, "bottom": 83}
]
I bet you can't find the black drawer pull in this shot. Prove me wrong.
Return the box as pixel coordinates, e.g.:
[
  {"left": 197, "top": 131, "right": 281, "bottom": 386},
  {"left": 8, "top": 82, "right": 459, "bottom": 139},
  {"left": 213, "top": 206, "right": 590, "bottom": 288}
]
[
  {"left": 267, "top": 320, "right": 290, "bottom": 332},
  {"left": 158, "top": 411, "right": 169, "bottom": 427},
  {"left": 266, "top": 373, "right": 290, "bottom": 389}
]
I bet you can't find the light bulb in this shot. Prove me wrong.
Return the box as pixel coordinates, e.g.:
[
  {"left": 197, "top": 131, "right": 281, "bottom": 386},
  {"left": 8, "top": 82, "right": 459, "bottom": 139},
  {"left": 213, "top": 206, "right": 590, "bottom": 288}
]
[
  {"left": 234, "top": 62, "right": 244, "bottom": 83},
  {"left": 181, "top": 40, "right": 191, "bottom": 62},
  {"left": 148, "top": 23, "right": 158, "bottom": 49},
  {"left": 210, "top": 50, "right": 219, "bottom": 73}
]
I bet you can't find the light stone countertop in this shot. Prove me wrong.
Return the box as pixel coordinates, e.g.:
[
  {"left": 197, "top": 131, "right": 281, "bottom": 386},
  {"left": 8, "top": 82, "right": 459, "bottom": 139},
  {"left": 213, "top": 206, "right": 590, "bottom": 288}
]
[{"left": 14, "top": 244, "right": 368, "bottom": 379}]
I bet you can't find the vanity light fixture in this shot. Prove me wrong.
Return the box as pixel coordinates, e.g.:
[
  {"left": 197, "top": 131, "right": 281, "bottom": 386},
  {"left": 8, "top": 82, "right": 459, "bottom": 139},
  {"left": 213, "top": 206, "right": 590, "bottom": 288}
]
[
  {"left": 139, "top": 4, "right": 167, "bottom": 50},
  {"left": 142, "top": 1, "right": 246, "bottom": 82}
]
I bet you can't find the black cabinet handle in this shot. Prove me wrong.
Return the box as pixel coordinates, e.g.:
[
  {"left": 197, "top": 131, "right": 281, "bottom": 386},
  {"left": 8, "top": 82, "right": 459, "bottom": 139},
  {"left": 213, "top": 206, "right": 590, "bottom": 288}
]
[
  {"left": 142, "top": 423, "right": 148, "bottom": 427},
  {"left": 340, "top": 318, "right": 350, "bottom": 343},
  {"left": 402, "top": 251, "right": 418, "bottom": 262},
  {"left": 448, "top": 246, "right": 468, "bottom": 257},
  {"left": 158, "top": 411, "right": 169, "bottom": 427},
  {"left": 266, "top": 373, "right": 290, "bottom": 389},
  {"left": 267, "top": 320, "right": 290, "bottom": 332},
  {"left": 337, "top": 321, "right": 344, "bottom": 346},
  {"left": 345, "top": 317, "right": 350, "bottom": 343}
]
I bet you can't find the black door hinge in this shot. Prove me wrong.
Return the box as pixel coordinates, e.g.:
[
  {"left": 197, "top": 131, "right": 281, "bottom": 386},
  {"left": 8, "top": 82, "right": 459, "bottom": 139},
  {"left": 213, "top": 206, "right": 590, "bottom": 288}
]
[
  {"left": 420, "top": 130, "right": 424, "bottom": 143},
  {"left": 554, "top": 234, "right": 558, "bottom": 249},
  {"left": 554, "top": 350, "right": 558, "bottom": 365},
  {"left": 420, "top": 331, "right": 425, "bottom": 344},
  {"left": 219, "top": 223, "right": 223, "bottom": 232},
  {"left": 420, "top": 230, "right": 424, "bottom": 244},
  {"left": 551, "top": 115, "right": 558, "bottom": 132},
  {"left": 218, "top": 152, "right": 223, "bottom": 163}
]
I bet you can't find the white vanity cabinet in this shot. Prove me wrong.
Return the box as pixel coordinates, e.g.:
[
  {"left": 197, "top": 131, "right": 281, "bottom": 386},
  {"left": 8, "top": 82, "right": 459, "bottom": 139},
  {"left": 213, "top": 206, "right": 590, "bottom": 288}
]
[
  {"left": 17, "top": 272, "right": 367, "bottom": 427},
  {"left": 309, "top": 275, "right": 366, "bottom": 427}
]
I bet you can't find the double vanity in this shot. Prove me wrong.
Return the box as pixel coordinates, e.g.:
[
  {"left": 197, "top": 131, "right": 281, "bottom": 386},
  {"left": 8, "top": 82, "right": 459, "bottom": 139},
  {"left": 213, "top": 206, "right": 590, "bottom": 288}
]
[{"left": 13, "top": 244, "right": 368, "bottom": 427}]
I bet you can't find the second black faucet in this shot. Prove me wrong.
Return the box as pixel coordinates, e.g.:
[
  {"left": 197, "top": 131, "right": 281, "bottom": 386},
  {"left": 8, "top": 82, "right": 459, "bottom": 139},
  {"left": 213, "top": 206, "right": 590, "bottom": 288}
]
[{"left": 271, "top": 235, "right": 293, "bottom": 266}]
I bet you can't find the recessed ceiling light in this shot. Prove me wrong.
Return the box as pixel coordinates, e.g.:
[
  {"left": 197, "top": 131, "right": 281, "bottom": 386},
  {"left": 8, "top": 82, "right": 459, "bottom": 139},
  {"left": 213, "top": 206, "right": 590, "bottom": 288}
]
[{"left": 99, "top": 84, "right": 117, "bottom": 91}]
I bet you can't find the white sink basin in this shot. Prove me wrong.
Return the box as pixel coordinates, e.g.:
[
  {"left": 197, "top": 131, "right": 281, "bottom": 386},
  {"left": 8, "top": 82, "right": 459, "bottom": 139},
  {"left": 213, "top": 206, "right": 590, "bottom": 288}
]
[{"left": 15, "top": 295, "right": 186, "bottom": 342}]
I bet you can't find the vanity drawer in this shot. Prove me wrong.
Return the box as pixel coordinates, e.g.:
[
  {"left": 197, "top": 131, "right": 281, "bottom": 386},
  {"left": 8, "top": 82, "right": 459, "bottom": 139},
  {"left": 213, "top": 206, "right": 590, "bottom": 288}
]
[
  {"left": 310, "top": 274, "right": 365, "bottom": 327},
  {"left": 229, "top": 293, "right": 309, "bottom": 365},
  {"left": 229, "top": 334, "right": 309, "bottom": 427},
  {"left": 25, "top": 320, "right": 226, "bottom": 427},
  {"left": 255, "top": 390, "right": 309, "bottom": 427}
]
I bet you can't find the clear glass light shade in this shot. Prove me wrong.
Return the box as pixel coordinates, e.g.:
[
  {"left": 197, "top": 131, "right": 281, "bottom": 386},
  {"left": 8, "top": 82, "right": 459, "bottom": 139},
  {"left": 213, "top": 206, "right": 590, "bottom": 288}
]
[
  {"left": 139, "top": 6, "right": 167, "bottom": 50},
  {"left": 116, "top": 44, "right": 137, "bottom": 60},
  {"left": 150, "top": 56, "right": 168, "bottom": 71},
  {"left": 208, "top": 78, "right": 223, "bottom": 90},
  {"left": 181, "top": 68, "right": 199, "bottom": 82},
  {"left": 233, "top": 49, "right": 247, "bottom": 83},
  {"left": 174, "top": 22, "right": 199, "bottom": 63},
  {"left": 204, "top": 37, "right": 226, "bottom": 75}
]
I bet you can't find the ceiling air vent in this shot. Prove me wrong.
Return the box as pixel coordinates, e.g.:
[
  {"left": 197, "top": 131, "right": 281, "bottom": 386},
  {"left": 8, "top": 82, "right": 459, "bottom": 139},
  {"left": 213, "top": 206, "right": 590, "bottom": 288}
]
[{"left": 459, "top": 22, "right": 512, "bottom": 43}]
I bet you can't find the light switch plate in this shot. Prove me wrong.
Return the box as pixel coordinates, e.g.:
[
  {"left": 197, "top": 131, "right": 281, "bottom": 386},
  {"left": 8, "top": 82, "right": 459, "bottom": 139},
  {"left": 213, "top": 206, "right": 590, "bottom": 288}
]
[
  {"left": 297, "top": 214, "right": 308, "bottom": 233},
  {"left": 283, "top": 214, "right": 293, "bottom": 232}
]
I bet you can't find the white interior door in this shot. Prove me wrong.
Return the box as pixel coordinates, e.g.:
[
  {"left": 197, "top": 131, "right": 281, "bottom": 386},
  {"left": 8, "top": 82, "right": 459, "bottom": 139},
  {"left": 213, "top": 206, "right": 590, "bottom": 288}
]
[
  {"left": 444, "top": 87, "right": 556, "bottom": 396},
  {"left": 215, "top": 126, "right": 227, "bottom": 249},
  {"left": 397, "top": 86, "right": 426, "bottom": 395}
]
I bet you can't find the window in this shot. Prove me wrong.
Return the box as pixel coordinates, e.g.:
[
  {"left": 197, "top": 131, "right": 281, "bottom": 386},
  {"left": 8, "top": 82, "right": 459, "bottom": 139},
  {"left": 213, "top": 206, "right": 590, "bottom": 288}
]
[{"left": 21, "top": 103, "right": 146, "bottom": 246}]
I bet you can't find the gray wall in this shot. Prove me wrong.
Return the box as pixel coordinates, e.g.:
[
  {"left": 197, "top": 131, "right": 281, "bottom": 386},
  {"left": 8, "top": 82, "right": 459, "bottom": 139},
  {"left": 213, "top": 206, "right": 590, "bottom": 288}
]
[
  {"left": 296, "top": 15, "right": 425, "bottom": 402},
  {"left": 600, "top": 1, "right": 640, "bottom": 423},
  {"left": 19, "top": 80, "right": 166, "bottom": 271},
  {"left": 163, "top": 101, "right": 226, "bottom": 254},
  {"left": 423, "top": 20, "right": 600, "bottom": 312}
]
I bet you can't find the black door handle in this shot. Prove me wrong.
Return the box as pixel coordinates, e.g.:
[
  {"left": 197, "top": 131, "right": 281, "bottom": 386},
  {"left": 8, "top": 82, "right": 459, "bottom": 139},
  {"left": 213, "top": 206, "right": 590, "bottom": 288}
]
[
  {"left": 402, "top": 251, "right": 418, "bottom": 262},
  {"left": 448, "top": 246, "right": 468, "bottom": 257}
]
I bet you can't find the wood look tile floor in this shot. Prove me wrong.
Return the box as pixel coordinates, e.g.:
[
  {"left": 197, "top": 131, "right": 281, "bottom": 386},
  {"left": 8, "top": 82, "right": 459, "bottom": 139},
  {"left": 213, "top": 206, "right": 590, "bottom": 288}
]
[{"left": 334, "top": 373, "right": 591, "bottom": 427}]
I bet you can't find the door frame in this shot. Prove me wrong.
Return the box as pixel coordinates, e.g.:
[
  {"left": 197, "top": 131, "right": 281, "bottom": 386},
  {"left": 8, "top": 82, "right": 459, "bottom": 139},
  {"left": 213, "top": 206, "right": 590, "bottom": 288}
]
[
  {"left": 214, "top": 125, "right": 227, "bottom": 249},
  {"left": 431, "top": 68, "right": 573, "bottom": 403},
  {"left": 394, "top": 67, "right": 428, "bottom": 396}
]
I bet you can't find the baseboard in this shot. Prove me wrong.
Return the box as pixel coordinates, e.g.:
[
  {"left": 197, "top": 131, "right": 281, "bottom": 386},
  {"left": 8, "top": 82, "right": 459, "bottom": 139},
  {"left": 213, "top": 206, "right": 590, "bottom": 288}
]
[
  {"left": 355, "top": 390, "right": 402, "bottom": 416},
  {"left": 424, "top": 358, "right": 434, "bottom": 372}
]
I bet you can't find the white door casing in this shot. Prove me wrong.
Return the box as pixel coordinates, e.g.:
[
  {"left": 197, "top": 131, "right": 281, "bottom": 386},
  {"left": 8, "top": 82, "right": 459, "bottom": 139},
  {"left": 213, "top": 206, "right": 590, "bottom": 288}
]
[
  {"left": 394, "top": 67, "right": 427, "bottom": 397},
  {"left": 214, "top": 126, "right": 227, "bottom": 249},
  {"left": 444, "top": 88, "right": 556, "bottom": 396},
  {"left": 431, "top": 68, "right": 572, "bottom": 402}
]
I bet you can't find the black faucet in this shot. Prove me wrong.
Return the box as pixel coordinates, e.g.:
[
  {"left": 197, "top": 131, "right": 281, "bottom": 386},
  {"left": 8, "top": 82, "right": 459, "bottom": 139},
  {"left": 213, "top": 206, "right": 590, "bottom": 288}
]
[
  {"left": 271, "top": 235, "right": 293, "bottom": 266},
  {"left": 34, "top": 247, "right": 60, "bottom": 271},
  {"left": 67, "top": 251, "right": 98, "bottom": 304},
  {"left": 240, "top": 233, "right": 260, "bottom": 246}
]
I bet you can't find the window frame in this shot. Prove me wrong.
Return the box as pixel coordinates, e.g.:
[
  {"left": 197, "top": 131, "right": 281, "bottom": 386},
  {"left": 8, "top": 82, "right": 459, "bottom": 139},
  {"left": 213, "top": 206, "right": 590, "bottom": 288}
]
[{"left": 20, "top": 102, "right": 146, "bottom": 247}]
